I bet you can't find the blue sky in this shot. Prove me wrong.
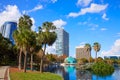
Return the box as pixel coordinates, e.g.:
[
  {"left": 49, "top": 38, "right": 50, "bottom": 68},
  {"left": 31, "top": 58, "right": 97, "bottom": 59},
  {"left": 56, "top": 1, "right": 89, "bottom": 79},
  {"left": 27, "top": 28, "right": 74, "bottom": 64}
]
[{"left": 0, "top": 0, "right": 120, "bottom": 58}]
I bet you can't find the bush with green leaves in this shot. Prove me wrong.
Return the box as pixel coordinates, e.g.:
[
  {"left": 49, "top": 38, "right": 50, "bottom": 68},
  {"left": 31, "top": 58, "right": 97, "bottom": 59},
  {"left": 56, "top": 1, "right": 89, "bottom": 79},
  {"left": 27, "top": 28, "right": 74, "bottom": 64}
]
[{"left": 91, "top": 62, "right": 114, "bottom": 76}]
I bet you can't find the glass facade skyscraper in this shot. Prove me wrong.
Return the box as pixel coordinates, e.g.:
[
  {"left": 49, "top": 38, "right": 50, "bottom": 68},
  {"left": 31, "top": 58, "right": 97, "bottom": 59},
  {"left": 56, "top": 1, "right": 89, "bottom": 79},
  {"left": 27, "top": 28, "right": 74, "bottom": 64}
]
[
  {"left": 0, "top": 21, "right": 17, "bottom": 44},
  {"left": 55, "top": 28, "right": 69, "bottom": 56}
]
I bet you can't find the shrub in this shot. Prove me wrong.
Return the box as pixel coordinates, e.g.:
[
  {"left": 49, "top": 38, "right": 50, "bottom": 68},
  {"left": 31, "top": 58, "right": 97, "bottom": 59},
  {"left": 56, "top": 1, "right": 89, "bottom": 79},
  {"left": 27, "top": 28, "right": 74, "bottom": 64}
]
[
  {"left": 91, "top": 62, "right": 114, "bottom": 76},
  {"left": 77, "top": 58, "right": 88, "bottom": 65}
]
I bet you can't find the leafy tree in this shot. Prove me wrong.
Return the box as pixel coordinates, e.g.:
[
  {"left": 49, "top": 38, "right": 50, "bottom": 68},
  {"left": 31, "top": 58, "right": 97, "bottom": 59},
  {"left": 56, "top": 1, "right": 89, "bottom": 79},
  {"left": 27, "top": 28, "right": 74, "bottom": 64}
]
[
  {"left": 0, "top": 33, "right": 16, "bottom": 65},
  {"left": 84, "top": 43, "right": 91, "bottom": 63},
  {"left": 93, "top": 42, "right": 101, "bottom": 63}
]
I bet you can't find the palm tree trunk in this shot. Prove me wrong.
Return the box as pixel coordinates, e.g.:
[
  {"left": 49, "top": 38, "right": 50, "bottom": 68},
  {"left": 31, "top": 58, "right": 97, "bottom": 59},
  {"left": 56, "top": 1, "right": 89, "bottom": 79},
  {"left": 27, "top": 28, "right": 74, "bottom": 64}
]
[
  {"left": 40, "top": 57, "right": 43, "bottom": 73},
  {"left": 95, "top": 52, "right": 97, "bottom": 63},
  {"left": 31, "top": 54, "right": 33, "bottom": 71},
  {"left": 89, "top": 51, "right": 91, "bottom": 63},
  {"left": 24, "top": 51, "right": 27, "bottom": 72},
  {"left": 18, "top": 48, "right": 22, "bottom": 70},
  {"left": 40, "top": 44, "right": 46, "bottom": 73}
]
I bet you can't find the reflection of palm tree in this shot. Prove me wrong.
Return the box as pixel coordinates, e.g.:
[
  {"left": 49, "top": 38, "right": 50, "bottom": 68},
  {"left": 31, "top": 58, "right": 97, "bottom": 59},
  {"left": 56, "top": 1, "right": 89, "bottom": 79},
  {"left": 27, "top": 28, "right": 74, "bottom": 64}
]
[
  {"left": 93, "top": 42, "right": 101, "bottom": 63},
  {"left": 84, "top": 43, "right": 91, "bottom": 63}
]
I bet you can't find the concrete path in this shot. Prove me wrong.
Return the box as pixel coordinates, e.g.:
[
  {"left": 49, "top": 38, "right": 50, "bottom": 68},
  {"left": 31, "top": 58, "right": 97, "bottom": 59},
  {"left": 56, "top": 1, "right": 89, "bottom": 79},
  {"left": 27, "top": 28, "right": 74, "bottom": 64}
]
[{"left": 0, "top": 66, "right": 9, "bottom": 80}]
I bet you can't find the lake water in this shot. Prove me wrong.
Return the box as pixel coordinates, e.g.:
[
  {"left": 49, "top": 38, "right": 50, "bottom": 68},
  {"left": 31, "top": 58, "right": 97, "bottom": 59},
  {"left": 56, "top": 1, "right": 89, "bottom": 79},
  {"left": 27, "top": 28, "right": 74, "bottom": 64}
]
[{"left": 51, "top": 65, "right": 120, "bottom": 80}]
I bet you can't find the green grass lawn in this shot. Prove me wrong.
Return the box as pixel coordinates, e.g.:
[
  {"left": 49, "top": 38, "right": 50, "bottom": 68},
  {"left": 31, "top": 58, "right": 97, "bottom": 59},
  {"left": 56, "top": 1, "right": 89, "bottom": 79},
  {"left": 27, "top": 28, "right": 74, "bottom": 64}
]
[{"left": 10, "top": 72, "right": 63, "bottom": 80}]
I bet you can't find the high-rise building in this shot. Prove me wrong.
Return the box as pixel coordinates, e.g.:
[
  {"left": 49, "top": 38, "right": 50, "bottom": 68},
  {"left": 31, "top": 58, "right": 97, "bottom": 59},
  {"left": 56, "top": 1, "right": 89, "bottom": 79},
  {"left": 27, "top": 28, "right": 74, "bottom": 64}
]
[
  {"left": 55, "top": 28, "right": 69, "bottom": 57},
  {"left": 0, "top": 21, "right": 17, "bottom": 44},
  {"left": 76, "top": 45, "right": 90, "bottom": 60}
]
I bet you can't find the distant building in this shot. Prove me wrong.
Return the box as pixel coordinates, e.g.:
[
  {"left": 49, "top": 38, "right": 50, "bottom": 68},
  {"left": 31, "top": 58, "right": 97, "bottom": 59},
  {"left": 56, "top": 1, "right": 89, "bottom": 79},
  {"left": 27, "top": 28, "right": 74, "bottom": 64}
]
[
  {"left": 55, "top": 28, "right": 69, "bottom": 57},
  {"left": 76, "top": 45, "right": 90, "bottom": 60},
  {"left": 0, "top": 21, "right": 17, "bottom": 44},
  {"left": 104, "top": 55, "right": 120, "bottom": 59}
]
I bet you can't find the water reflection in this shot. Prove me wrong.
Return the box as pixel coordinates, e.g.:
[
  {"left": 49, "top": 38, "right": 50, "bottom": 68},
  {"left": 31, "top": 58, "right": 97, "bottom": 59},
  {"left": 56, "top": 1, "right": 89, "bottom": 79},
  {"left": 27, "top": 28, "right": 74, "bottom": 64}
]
[
  {"left": 112, "top": 67, "right": 120, "bottom": 80},
  {"left": 51, "top": 65, "right": 120, "bottom": 80},
  {"left": 64, "top": 65, "right": 75, "bottom": 73},
  {"left": 76, "top": 70, "right": 92, "bottom": 80}
]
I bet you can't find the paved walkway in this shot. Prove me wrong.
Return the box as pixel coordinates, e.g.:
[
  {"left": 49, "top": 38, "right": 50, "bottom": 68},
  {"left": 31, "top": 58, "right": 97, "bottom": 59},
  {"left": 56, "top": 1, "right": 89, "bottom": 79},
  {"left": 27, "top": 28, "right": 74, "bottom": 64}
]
[{"left": 0, "top": 66, "right": 9, "bottom": 80}]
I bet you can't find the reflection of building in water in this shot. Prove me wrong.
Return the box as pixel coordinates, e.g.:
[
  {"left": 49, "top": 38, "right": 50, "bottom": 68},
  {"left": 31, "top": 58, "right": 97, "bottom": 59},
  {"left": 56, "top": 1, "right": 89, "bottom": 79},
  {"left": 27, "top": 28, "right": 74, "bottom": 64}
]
[
  {"left": 76, "top": 70, "right": 92, "bottom": 80},
  {"left": 63, "top": 71, "right": 69, "bottom": 80},
  {"left": 112, "top": 68, "right": 120, "bottom": 80},
  {"left": 64, "top": 65, "right": 75, "bottom": 73},
  {"left": 54, "top": 67, "right": 69, "bottom": 80}
]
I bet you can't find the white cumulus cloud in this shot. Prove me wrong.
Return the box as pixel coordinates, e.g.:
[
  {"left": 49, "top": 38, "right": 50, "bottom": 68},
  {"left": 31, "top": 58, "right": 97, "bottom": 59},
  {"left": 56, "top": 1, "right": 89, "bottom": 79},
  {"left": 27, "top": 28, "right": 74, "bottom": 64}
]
[
  {"left": 53, "top": 19, "right": 67, "bottom": 28},
  {"left": 102, "top": 13, "right": 109, "bottom": 20},
  {"left": 76, "top": 0, "right": 92, "bottom": 7},
  {"left": 23, "top": 5, "right": 43, "bottom": 14},
  {"left": 0, "top": 5, "right": 21, "bottom": 27},
  {"left": 68, "top": 3, "right": 108, "bottom": 18},
  {"left": 101, "top": 39, "right": 120, "bottom": 56}
]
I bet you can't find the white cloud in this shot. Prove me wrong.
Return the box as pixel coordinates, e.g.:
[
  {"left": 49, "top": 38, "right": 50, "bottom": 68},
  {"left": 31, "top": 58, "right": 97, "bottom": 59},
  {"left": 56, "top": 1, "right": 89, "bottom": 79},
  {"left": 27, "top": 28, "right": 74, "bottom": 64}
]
[
  {"left": 78, "top": 21, "right": 87, "bottom": 25},
  {"left": 80, "top": 42, "right": 86, "bottom": 45},
  {"left": 102, "top": 13, "right": 109, "bottom": 20},
  {"left": 68, "top": 3, "right": 108, "bottom": 17},
  {"left": 46, "top": 44, "right": 56, "bottom": 54},
  {"left": 76, "top": 0, "right": 92, "bottom": 7},
  {"left": 0, "top": 5, "right": 21, "bottom": 27},
  {"left": 23, "top": 5, "right": 43, "bottom": 14},
  {"left": 31, "top": 17, "right": 36, "bottom": 31},
  {"left": 88, "top": 23, "right": 98, "bottom": 30},
  {"left": 100, "top": 28, "right": 107, "bottom": 31},
  {"left": 101, "top": 39, "right": 120, "bottom": 56},
  {"left": 117, "top": 33, "right": 120, "bottom": 37},
  {"left": 78, "top": 21, "right": 98, "bottom": 30},
  {"left": 51, "top": 0, "right": 57, "bottom": 3},
  {"left": 53, "top": 19, "right": 67, "bottom": 28}
]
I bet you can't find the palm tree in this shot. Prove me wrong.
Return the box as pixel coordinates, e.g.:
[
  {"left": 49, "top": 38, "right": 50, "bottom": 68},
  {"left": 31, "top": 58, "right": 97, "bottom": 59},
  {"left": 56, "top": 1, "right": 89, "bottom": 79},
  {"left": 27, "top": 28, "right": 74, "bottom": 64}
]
[
  {"left": 18, "top": 15, "right": 32, "bottom": 29},
  {"left": 38, "top": 22, "right": 57, "bottom": 73},
  {"left": 28, "top": 31, "right": 37, "bottom": 71},
  {"left": 93, "top": 42, "right": 101, "bottom": 63},
  {"left": 13, "top": 30, "right": 23, "bottom": 70},
  {"left": 13, "top": 15, "right": 33, "bottom": 72},
  {"left": 84, "top": 43, "right": 91, "bottom": 63}
]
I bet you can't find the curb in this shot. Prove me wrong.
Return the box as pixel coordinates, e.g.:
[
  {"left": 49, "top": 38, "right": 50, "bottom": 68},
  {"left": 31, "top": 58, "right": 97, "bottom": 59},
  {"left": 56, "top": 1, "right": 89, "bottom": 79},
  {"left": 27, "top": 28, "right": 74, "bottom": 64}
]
[{"left": 4, "top": 66, "right": 10, "bottom": 80}]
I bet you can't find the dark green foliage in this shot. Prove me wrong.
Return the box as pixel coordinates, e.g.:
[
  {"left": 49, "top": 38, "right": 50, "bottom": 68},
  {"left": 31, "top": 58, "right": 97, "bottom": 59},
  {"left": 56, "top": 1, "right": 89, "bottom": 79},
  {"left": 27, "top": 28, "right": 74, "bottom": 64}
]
[
  {"left": 91, "top": 62, "right": 114, "bottom": 76},
  {"left": 0, "top": 33, "right": 17, "bottom": 65}
]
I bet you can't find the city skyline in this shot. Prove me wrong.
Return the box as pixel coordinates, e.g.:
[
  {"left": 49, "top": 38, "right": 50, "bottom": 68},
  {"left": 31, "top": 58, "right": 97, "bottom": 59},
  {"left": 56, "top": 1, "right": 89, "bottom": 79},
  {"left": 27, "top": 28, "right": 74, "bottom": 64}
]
[{"left": 0, "top": 0, "right": 120, "bottom": 58}]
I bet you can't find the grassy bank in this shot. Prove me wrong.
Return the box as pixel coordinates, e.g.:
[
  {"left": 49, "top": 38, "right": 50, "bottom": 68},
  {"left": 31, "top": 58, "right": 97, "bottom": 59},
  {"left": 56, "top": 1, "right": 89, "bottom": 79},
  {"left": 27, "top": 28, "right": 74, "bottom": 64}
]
[
  {"left": 10, "top": 72, "right": 63, "bottom": 80},
  {"left": 10, "top": 67, "right": 63, "bottom": 80}
]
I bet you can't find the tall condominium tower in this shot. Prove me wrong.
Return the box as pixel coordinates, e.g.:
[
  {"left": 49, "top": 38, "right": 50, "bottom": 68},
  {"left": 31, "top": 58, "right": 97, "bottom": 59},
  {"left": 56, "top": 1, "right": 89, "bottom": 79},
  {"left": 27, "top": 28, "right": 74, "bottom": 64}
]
[
  {"left": 0, "top": 21, "right": 17, "bottom": 44},
  {"left": 55, "top": 28, "right": 69, "bottom": 57}
]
